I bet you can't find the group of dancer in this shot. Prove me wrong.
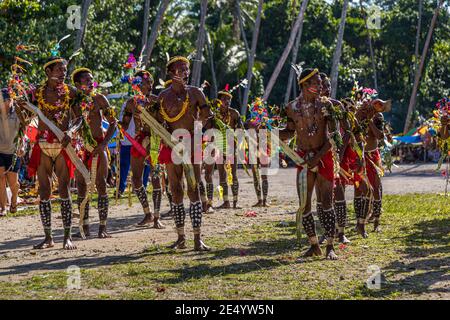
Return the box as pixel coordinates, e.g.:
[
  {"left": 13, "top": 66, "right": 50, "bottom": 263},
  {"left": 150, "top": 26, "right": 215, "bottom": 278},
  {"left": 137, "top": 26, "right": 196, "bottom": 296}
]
[{"left": 2, "top": 43, "right": 396, "bottom": 260}]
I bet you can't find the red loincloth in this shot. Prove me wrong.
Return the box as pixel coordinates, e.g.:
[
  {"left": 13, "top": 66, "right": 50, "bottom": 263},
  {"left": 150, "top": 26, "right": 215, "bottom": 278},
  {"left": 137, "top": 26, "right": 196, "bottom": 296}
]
[
  {"left": 80, "top": 136, "right": 105, "bottom": 170},
  {"left": 28, "top": 131, "right": 75, "bottom": 179},
  {"left": 365, "top": 149, "right": 382, "bottom": 188},
  {"left": 158, "top": 143, "right": 172, "bottom": 165},
  {"left": 337, "top": 145, "right": 362, "bottom": 185},
  {"left": 131, "top": 132, "right": 150, "bottom": 159},
  {"left": 296, "top": 149, "right": 335, "bottom": 183}
]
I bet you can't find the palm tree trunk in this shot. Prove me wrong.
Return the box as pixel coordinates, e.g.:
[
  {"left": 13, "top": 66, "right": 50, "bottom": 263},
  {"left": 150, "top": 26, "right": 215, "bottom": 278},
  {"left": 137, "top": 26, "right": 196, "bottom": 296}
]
[
  {"left": 191, "top": 0, "right": 208, "bottom": 87},
  {"left": 284, "top": 0, "right": 307, "bottom": 104},
  {"left": 141, "top": 0, "right": 151, "bottom": 51},
  {"left": 236, "top": 0, "right": 250, "bottom": 60},
  {"left": 241, "top": 0, "right": 264, "bottom": 115},
  {"left": 143, "top": 0, "right": 171, "bottom": 66},
  {"left": 415, "top": 0, "right": 423, "bottom": 73},
  {"left": 359, "top": 0, "right": 378, "bottom": 91},
  {"left": 263, "top": 0, "right": 308, "bottom": 102},
  {"left": 74, "top": 0, "right": 92, "bottom": 52},
  {"left": 403, "top": 0, "right": 444, "bottom": 134},
  {"left": 330, "top": 0, "right": 350, "bottom": 99},
  {"left": 206, "top": 32, "right": 218, "bottom": 99}
]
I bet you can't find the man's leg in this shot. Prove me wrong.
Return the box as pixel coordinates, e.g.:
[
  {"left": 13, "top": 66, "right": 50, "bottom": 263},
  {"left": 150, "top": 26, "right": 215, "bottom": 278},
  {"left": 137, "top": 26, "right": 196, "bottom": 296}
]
[
  {"left": 355, "top": 182, "right": 369, "bottom": 238},
  {"left": 261, "top": 172, "right": 269, "bottom": 207},
  {"left": 0, "top": 167, "right": 6, "bottom": 214},
  {"left": 96, "top": 149, "right": 112, "bottom": 238},
  {"left": 166, "top": 163, "right": 187, "bottom": 249},
  {"left": 334, "top": 182, "right": 350, "bottom": 244},
  {"left": 251, "top": 165, "right": 263, "bottom": 207},
  {"left": 33, "top": 154, "right": 55, "bottom": 249},
  {"left": 55, "top": 154, "right": 76, "bottom": 250},
  {"left": 298, "top": 169, "right": 322, "bottom": 257},
  {"left": 317, "top": 175, "right": 338, "bottom": 260},
  {"left": 216, "top": 163, "right": 230, "bottom": 209},
  {"left": 143, "top": 162, "right": 151, "bottom": 190},
  {"left": 204, "top": 163, "right": 215, "bottom": 213},
  {"left": 151, "top": 170, "right": 164, "bottom": 229},
  {"left": 74, "top": 169, "right": 89, "bottom": 237},
  {"left": 6, "top": 171, "right": 19, "bottom": 213},
  {"left": 231, "top": 161, "right": 240, "bottom": 209},
  {"left": 372, "top": 177, "right": 383, "bottom": 232},
  {"left": 119, "top": 145, "right": 131, "bottom": 195},
  {"left": 132, "top": 156, "right": 153, "bottom": 226},
  {"left": 187, "top": 164, "right": 210, "bottom": 251}
]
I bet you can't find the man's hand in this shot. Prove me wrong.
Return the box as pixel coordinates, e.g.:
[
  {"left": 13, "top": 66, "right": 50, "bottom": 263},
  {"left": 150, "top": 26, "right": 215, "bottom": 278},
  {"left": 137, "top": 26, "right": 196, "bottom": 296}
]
[
  {"left": 306, "top": 156, "right": 320, "bottom": 170},
  {"left": 61, "top": 133, "right": 71, "bottom": 148},
  {"left": 92, "top": 142, "right": 107, "bottom": 156}
]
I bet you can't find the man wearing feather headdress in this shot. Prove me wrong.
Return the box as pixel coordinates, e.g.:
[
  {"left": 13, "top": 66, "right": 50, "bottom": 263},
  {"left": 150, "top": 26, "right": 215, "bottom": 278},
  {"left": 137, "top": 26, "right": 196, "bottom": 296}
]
[
  {"left": 71, "top": 68, "right": 117, "bottom": 238},
  {"left": 280, "top": 67, "right": 340, "bottom": 260},
  {"left": 215, "top": 86, "right": 244, "bottom": 209},
  {"left": 120, "top": 67, "right": 164, "bottom": 230},
  {"left": 156, "top": 56, "right": 213, "bottom": 251},
  {"left": 25, "top": 56, "right": 83, "bottom": 250}
]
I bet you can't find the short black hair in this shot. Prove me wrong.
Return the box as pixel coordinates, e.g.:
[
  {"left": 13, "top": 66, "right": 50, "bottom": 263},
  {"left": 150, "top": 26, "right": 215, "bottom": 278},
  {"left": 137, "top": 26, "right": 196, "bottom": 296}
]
[
  {"left": 134, "top": 70, "right": 153, "bottom": 82},
  {"left": 299, "top": 68, "right": 317, "bottom": 84},
  {"left": 44, "top": 56, "right": 67, "bottom": 72},
  {"left": 73, "top": 70, "right": 91, "bottom": 84},
  {"left": 319, "top": 72, "right": 329, "bottom": 80}
]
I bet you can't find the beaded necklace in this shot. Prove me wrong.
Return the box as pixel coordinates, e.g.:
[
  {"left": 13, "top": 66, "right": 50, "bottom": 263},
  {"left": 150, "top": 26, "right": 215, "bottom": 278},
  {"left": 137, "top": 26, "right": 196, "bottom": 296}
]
[{"left": 160, "top": 93, "right": 189, "bottom": 123}]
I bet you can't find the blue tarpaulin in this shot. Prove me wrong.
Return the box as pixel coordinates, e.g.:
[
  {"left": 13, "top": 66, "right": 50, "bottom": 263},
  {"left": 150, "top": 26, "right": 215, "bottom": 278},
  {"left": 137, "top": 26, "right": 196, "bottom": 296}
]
[{"left": 392, "top": 135, "right": 422, "bottom": 144}]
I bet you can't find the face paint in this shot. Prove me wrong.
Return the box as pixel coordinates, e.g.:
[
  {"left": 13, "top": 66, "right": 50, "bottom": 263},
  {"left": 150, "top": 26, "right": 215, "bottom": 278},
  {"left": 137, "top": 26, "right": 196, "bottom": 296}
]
[{"left": 307, "top": 86, "right": 319, "bottom": 94}]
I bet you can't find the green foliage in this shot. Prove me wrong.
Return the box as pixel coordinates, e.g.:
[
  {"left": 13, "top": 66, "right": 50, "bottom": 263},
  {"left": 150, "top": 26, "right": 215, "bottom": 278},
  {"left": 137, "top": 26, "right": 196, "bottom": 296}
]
[{"left": 0, "top": 0, "right": 449, "bottom": 133}]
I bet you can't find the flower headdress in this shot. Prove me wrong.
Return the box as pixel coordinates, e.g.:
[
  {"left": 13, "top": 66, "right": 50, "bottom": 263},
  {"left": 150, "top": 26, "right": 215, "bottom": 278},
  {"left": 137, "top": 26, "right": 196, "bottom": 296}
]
[{"left": 247, "top": 98, "right": 281, "bottom": 130}]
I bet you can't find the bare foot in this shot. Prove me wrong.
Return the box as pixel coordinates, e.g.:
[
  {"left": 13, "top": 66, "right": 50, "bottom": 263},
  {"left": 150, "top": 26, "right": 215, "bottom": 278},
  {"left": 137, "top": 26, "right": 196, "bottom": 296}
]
[
  {"left": 205, "top": 206, "right": 215, "bottom": 214},
  {"left": 167, "top": 236, "right": 187, "bottom": 249},
  {"left": 33, "top": 237, "right": 54, "bottom": 249},
  {"left": 9, "top": 205, "right": 17, "bottom": 214},
  {"left": 325, "top": 245, "right": 338, "bottom": 260},
  {"left": 153, "top": 218, "right": 165, "bottom": 229},
  {"left": 252, "top": 200, "right": 263, "bottom": 207},
  {"left": 373, "top": 220, "right": 381, "bottom": 233},
  {"left": 73, "top": 225, "right": 91, "bottom": 239},
  {"left": 194, "top": 238, "right": 211, "bottom": 252},
  {"left": 357, "top": 223, "right": 369, "bottom": 239},
  {"left": 137, "top": 214, "right": 154, "bottom": 226},
  {"left": 63, "top": 237, "right": 77, "bottom": 250},
  {"left": 98, "top": 225, "right": 112, "bottom": 239},
  {"left": 216, "top": 201, "right": 231, "bottom": 209},
  {"left": 338, "top": 233, "right": 351, "bottom": 244},
  {"left": 232, "top": 201, "right": 241, "bottom": 209},
  {"left": 303, "top": 244, "right": 322, "bottom": 257},
  {"left": 262, "top": 200, "right": 271, "bottom": 207},
  {"left": 318, "top": 235, "right": 326, "bottom": 245}
]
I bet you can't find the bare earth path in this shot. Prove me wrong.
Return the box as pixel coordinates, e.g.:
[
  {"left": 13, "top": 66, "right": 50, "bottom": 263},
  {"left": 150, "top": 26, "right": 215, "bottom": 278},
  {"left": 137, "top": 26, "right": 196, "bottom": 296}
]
[{"left": 0, "top": 163, "right": 447, "bottom": 298}]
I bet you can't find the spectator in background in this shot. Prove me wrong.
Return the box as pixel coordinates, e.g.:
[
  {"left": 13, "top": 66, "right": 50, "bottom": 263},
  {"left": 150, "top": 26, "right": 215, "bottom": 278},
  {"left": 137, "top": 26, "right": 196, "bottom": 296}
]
[{"left": 117, "top": 101, "right": 150, "bottom": 197}]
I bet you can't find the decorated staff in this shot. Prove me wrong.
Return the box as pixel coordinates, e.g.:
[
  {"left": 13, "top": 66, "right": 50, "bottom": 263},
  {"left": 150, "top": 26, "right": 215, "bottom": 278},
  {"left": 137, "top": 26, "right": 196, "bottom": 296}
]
[{"left": 71, "top": 67, "right": 117, "bottom": 239}]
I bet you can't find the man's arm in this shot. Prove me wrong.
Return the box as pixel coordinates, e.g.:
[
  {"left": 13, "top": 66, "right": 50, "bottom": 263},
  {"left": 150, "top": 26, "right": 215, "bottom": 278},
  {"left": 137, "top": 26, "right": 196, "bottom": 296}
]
[
  {"left": 63, "top": 88, "right": 84, "bottom": 147},
  {"left": 369, "top": 112, "right": 385, "bottom": 140},
  {"left": 279, "top": 103, "right": 296, "bottom": 141},
  {"left": 440, "top": 115, "right": 449, "bottom": 139},
  {"left": 120, "top": 99, "right": 134, "bottom": 131},
  {"left": 194, "top": 87, "right": 214, "bottom": 130},
  {"left": 97, "top": 94, "right": 117, "bottom": 145}
]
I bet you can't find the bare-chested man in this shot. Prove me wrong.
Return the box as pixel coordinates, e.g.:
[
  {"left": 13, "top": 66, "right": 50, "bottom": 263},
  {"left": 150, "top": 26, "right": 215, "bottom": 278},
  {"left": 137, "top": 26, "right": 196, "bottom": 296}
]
[
  {"left": 71, "top": 68, "right": 117, "bottom": 238},
  {"left": 280, "top": 68, "right": 339, "bottom": 260},
  {"left": 120, "top": 70, "right": 163, "bottom": 229},
  {"left": 319, "top": 73, "right": 351, "bottom": 244},
  {"left": 26, "top": 57, "right": 83, "bottom": 250},
  {"left": 440, "top": 111, "right": 449, "bottom": 139},
  {"left": 156, "top": 56, "right": 212, "bottom": 251},
  {"left": 355, "top": 100, "right": 385, "bottom": 234},
  {"left": 215, "top": 91, "right": 243, "bottom": 209}
]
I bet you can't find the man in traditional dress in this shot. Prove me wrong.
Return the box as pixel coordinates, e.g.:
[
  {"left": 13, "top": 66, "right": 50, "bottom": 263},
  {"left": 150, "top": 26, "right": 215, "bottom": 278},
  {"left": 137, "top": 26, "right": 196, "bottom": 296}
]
[
  {"left": 120, "top": 70, "right": 164, "bottom": 229},
  {"left": 215, "top": 90, "right": 243, "bottom": 209},
  {"left": 280, "top": 68, "right": 340, "bottom": 260},
  {"left": 26, "top": 57, "right": 83, "bottom": 250},
  {"left": 156, "top": 56, "right": 212, "bottom": 251},
  {"left": 71, "top": 68, "right": 117, "bottom": 238}
]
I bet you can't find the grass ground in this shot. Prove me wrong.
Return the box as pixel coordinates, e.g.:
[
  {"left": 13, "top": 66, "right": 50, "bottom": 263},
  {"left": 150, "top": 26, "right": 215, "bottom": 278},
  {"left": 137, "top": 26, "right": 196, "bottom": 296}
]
[{"left": 0, "top": 193, "right": 448, "bottom": 300}]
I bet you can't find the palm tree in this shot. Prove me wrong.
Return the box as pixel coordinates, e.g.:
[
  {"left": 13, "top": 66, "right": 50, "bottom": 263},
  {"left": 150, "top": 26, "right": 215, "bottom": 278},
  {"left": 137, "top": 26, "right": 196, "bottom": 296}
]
[
  {"left": 414, "top": 0, "right": 423, "bottom": 73},
  {"left": 141, "top": 0, "right": 151, "bottom": 51},
  {"left": 359, "top": 0, "right": 378, "bottom": 91},
  {"left": 191, "top": 0, "right": 208, "bottom": 87},
  {"left": 74, "top": 0, "right": 92, "bottom": 52},
  {"left": 284, "top": 1, "right": 305, "bottom": 104},
  {"left": 263, "top": 0, "right": 309, "bottom": 102},
  {"left": 241, "top": 0, "right": 264, "bottom": 115},
  {"left": 143, "top": 0, "right": 171, "bottom": 66},
  {"left": 330, "top": 0, "right": 350, "bottom": 99},
  {"left": 404, "top": 0, "right": 445, "bottom": 134}
]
